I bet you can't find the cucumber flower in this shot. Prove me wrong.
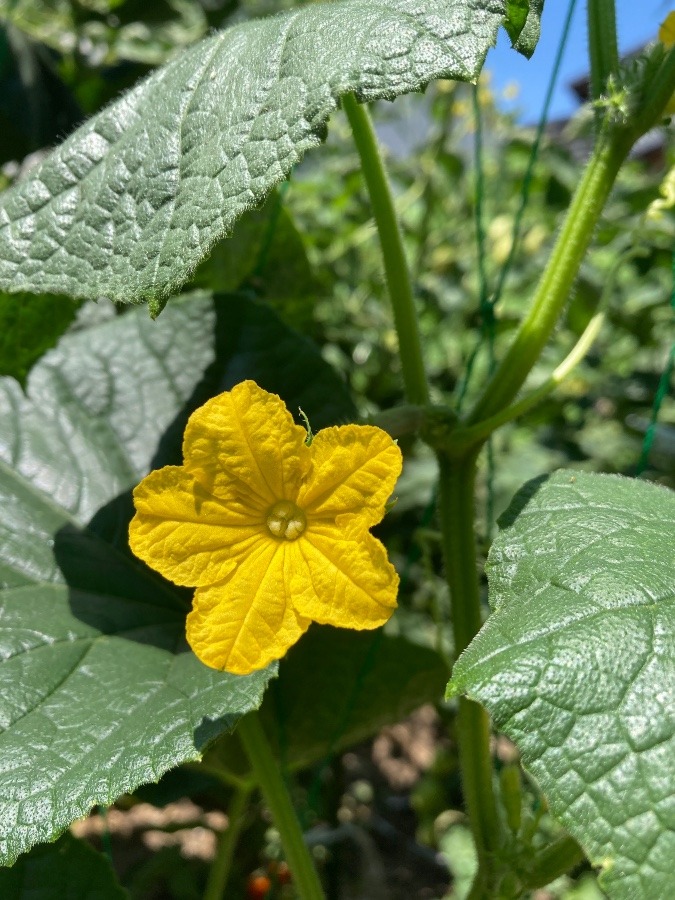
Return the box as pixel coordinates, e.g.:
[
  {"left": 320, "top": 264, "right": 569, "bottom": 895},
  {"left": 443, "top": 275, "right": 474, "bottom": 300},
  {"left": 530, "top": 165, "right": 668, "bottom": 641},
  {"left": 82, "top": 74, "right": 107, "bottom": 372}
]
[{"left": 129, "top": 381, "right": 402, "bottom": 674}]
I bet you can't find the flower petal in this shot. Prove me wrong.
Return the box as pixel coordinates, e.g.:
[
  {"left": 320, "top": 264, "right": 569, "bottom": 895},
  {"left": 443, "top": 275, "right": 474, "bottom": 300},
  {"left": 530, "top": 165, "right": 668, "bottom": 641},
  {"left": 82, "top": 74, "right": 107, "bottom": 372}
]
[
  {"left": 130, "top": 466, "right": 264, "bottom": 587},
  {"left": 183, "top": 381, "right": 310, "bottom": 507},
  {"left": 290, "top": 531, "right": 398, "bottom": 629},
  {"left": 186, "top": 541, "right": 310, "bottom": 674},
  {"left": 298, "top": 425, "right": 402, "bottom": 534}
]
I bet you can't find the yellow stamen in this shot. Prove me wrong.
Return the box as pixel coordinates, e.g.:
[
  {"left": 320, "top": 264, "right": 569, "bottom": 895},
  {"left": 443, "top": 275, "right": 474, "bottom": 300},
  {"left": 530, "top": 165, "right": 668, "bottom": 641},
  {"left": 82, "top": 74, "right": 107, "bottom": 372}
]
[{"left": 266, "top": 500, "right": 307, "bottom": 541}]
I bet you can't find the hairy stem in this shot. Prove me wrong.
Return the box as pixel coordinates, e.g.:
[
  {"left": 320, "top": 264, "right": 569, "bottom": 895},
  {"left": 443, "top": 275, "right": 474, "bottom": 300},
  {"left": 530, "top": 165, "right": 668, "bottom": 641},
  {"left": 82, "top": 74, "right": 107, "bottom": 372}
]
[
  {"left": 203, "top": 786, "right": 251, "bottom": 900},
  {"left": 587, "top": 0, "right": 619, "bottom": 100},
  {"left": 343, "top": 92, "right": 430, "bottom": 406},
  {"left": 467, "top": 128, "right": 631, "bottom": 424},
  {"left": 238, "top": 713, "right": 325, "bottom": 900},
  {"left": 437, "top": 451, "right": 501, "bottom": 893}
]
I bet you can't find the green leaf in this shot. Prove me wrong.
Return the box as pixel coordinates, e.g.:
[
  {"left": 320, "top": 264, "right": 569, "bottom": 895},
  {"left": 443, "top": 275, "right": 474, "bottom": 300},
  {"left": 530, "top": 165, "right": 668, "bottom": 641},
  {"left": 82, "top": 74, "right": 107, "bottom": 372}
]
[
  {"left": 448, "top": 471, "right": 675, "bottom": 899},
  {"left": 503, "top": 0, "right": 543, "bottom": 58},
  {"left": 0, "top": 0, "right": 504, "bottom": 313},
  {"left": 266, "top": 626, "right": 450, "bottom": 770},
  {"left": 0, "top": 293, "right": 81, "bottom": 384},
  {"left": 0, "top": 292, "right": 353, "bottom": 866},
  {"left": 0, "top": 832, "right": 127, "bottom": 899},
  {"left": 206, "top": 625, "right": 450, "bottom": 776}
]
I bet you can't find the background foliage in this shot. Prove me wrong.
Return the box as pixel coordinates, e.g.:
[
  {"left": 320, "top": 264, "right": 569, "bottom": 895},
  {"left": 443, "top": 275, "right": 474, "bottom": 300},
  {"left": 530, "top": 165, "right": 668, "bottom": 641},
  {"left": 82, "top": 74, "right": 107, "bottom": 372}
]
[{"left": 0, "top": 0, "right": 673, "bottom": 897}]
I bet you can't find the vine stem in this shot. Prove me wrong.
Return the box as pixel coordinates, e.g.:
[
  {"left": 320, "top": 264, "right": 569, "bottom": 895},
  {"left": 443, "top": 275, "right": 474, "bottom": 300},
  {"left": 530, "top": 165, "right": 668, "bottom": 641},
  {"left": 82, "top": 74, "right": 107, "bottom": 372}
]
[
  {"left": 451, "top": 310, "right": 605, "bottom": 452},
  {"left": 523, "top": 834, "right": 585, "bottom": 890},
  {"left": 468, "top": 41, "right": 675, "bottom": 427},
  {"left": 467, "top": 128, "right": 632, "bottom": 425},
  {"left": 237, "top": 713, "right": 325, "bottom": 900},
  {"left": 343, "top": 92, "right": 430, "bottom": 406},
  {"left": 437, "top": 451, "right": 501, "bottom": 894},
  {"left": 203, "top": 785, "right": 251, "bottom": 900}
]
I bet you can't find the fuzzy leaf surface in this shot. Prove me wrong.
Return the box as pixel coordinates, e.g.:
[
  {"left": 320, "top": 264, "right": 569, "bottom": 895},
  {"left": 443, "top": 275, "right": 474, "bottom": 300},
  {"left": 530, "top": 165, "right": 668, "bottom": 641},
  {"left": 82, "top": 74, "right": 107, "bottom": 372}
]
[
  {"left": 0, "top": 0, "right": 506, "bottom": 312},
  {"left": 448, "top": 471, "right": 675, "bottom": 900}
]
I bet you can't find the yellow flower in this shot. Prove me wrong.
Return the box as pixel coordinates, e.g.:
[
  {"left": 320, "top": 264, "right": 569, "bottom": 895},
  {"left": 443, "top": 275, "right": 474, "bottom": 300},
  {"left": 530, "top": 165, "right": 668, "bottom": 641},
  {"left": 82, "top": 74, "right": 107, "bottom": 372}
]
[
  {"left": 659, "top": 11, "right": 675, "bottom": 48},
  {"left": 129, "top": 381, "right": 402, "bottom": 675}
]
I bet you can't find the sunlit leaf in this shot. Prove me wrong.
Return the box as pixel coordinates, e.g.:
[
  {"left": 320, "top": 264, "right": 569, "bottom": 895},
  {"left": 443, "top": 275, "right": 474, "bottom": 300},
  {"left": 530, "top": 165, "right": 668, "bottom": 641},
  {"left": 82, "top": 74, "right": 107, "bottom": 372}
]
[
  {"left": 0, "top": 0, "right": 508, "bottom": 314},
  {"left": 448, "top": 471, "right": 675, "bottom": 900}
]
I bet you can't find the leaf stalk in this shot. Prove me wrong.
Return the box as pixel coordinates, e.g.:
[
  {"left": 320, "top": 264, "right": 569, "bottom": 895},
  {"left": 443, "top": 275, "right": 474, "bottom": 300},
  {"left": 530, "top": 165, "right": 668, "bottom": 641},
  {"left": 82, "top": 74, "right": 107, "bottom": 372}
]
[
  {"left": 237, "top": 712, "right": 325, "bottom": 900},
  {"left": 467, "top": 40, "right": 675, "bottom": 428},
  {"left": 343, "top": 92, "right": 430, "bottom": 406},
  {"left": 466, "top": 127, "right": 631, "bottom": 426},
  {"left": 522, "top": 834, "right": 585, "bottom": 890}
]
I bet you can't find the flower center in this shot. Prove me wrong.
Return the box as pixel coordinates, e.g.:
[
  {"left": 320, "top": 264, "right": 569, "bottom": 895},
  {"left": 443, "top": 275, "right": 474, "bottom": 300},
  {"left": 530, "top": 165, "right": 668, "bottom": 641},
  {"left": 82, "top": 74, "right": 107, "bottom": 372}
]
[{"left": 266, "top": 500, "right": 307, "bottom": 541}]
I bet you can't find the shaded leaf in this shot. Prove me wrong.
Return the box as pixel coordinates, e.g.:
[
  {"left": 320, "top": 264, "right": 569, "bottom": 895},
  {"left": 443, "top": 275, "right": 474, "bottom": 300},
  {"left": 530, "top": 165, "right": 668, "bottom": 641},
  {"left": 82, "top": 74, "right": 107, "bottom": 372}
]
[
  {"left": 448, "top": 471, "right": 675, "bottom": 900},
  {"left": 206, "top": 625, "right": 451, "bottom": 775},
  {"left": 190, "top": 194, "right": 321, "bottom": 329},
  {"left": 0, "top": 0, "right": 505, "bottom": 313},
  {"left": 0, "top": 832, "right": 127, "bottom": 899},
  {"left": 210, "top": 293, "right": 354, "bottom": 431}
]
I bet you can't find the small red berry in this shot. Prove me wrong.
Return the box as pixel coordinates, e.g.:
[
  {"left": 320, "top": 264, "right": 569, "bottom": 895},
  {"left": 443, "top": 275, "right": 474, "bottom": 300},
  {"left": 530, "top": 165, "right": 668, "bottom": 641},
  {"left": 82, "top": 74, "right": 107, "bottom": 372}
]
[{"left": 247, "top": 873, "right": 271, "bottom": 900}]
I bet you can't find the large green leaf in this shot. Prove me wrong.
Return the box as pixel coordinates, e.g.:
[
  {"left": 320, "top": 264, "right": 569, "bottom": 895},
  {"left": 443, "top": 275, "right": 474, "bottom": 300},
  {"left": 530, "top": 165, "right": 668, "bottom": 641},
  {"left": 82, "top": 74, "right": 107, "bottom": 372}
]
[
  {"left": 448, "top": 471, "right": 675, "bottom": 900},
  {"left": 0, "top": 292, "right": 354, "bottom": 866},
  {"left": 0, "top": 833, "right": 127, "bottom": 899},
  {"left": 0, "top": 0, "right": 508, "bottom": 314}
]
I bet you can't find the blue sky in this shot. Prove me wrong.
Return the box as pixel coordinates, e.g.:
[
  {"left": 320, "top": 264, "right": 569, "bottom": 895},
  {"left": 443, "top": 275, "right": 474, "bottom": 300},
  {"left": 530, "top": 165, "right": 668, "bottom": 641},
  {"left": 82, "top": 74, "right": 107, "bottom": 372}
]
[{"left": 485, "top": 1, "right": 674, "bottom": 122}]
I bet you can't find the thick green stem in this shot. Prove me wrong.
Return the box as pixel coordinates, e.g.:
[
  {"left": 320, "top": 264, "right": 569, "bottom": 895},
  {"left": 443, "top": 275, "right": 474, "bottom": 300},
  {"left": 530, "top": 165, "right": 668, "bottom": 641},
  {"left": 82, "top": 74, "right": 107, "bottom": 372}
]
[
  {"left": 203, "top": 786, "right": 251, "bottom": 900},
  {"left": 587, "top": 0, "right": 619, "bottom": 100},
  {"left": 523, "top": 834, "right": 585, "bottom": 890},
  {"left": 468, "top": 129, "right": 631, "bottom": 425},
  {"left": 343, "top": 92, "right": 430, "bottom": 406},
  {"left": 437, "top": 453, "right": 483, "bottom": 654},
  {"left": 437, "top": 452, "right": 501, "bottom": 893},
  {"left": 238, "top": 713, "right": 325, "bottom": 900}
]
